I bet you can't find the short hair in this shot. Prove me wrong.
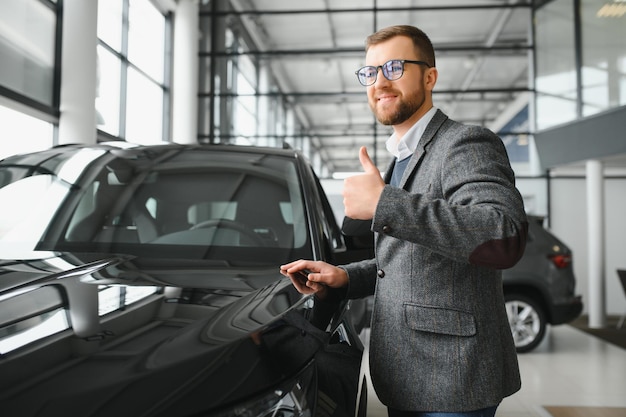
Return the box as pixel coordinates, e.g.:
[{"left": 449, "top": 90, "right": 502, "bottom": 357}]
[{"left": 365, "top": 25, "right": 436, "bottom": 68}]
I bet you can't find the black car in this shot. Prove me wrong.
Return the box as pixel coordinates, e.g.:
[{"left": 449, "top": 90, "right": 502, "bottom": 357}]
[{"left": 0, "top": 143, "right": 369, "bottom": 417}]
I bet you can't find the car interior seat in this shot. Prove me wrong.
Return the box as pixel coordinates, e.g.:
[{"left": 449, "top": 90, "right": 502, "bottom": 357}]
[{"left": 234, "top": 177, "right": 294, "bottom": 248}]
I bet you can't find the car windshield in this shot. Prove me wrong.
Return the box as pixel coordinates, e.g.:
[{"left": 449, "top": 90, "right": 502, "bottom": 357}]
[{"left": 0, "top": 146, "right": 312, "bottom": 265}]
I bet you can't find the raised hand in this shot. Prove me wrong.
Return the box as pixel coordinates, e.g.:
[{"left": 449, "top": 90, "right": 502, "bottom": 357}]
[{"left": 342, "top": 146, "right": 385, "bottom": 220}]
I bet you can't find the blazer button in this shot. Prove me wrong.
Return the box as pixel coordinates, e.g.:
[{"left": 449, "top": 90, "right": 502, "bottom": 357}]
[
  {"left": 382, "top": 225, "right": 391, "bottom": 234},
  {"left": 377, "top": 269, "right": 385, "bottom": 278}
]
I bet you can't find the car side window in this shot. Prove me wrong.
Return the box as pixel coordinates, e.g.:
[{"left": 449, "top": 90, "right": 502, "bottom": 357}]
[{"left": 312, "top": 173, "right": 346, "bottom": 253}]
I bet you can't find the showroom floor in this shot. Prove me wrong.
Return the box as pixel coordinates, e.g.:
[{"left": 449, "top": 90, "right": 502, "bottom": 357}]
[{"left": 361, "top": 324, "right": 626, "bottom": 417}]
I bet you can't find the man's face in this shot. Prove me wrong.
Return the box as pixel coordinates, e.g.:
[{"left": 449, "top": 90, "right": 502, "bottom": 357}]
[{"left": 365, "top": 36, "right": 436, "bottom": 130}]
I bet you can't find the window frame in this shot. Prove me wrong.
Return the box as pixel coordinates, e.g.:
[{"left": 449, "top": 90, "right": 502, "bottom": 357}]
[{"left": 96, "top": 0, "right": 172, "bottom": 144}]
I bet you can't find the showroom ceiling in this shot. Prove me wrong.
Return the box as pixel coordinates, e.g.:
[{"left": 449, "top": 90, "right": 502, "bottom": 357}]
[
  {"left": 216, "top": 0, "right": 535, "bottom": 175},
  {"left": 203, "top": 1, "right": 535, "bottom": 175}
]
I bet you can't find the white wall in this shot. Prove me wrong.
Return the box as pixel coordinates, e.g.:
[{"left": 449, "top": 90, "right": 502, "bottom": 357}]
[
  {"left": 516, "top": 177, "right": 549, "bottom": 218},
  {"left": 321, "top": 176, "right": 626, "bottom": 315},
  {"left": 549, "top": 176, "right": 626, "bottom": 316}
]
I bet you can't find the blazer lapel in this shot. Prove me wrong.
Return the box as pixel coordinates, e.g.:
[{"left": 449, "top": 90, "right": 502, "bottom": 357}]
[
  {"left": 383, "top": 159, "right": 395, "bottom": 184},
  {"left": 397, "top": 109, "right": 448, "bottom": 189}
]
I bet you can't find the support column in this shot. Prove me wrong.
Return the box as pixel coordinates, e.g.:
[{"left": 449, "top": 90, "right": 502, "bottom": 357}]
[
  {"left": 171, "top": 0, "right": 199, "bottom": 144},
  {"left": 586, "top": 159, "right": 606, "bottom": 328},
  {"left": 58, "top": 0, "right": 98, "bottom": 145}
]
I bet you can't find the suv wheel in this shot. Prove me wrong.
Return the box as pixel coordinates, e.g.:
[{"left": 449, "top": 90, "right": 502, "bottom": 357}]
[{"left": 505, "top": 293, "right": 547, "bottom": 353}]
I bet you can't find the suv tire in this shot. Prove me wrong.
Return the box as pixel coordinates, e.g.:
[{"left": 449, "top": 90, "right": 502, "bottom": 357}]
[{"left": 505, "top": 293, "right": 547, "bottom": 353}]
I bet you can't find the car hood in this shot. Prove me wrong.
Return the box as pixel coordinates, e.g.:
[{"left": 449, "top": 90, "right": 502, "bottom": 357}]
[{"left": 1, "top": 251, "right": 336, "bottom": 417}]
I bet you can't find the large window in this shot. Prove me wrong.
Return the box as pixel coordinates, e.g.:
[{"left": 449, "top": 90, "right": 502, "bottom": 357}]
[
  {"left": 96, "top": 0, "right": 170, "bottom": 145},
  {"left": 0, "top": 0, "right": 58, "bottom": 157},
  {"left": 198, "top": 2, "right": 534, "bottom": 178},
  {"left": 0, "top": 103, "right": 54, "bottom": 160},
  {"left": 535, "top": 0, "right": 577, "bottom": 130},
  {"left": 581, "top": 0, "right": 626, "bottom": 117},
  {"left": 232, "top": 55, "right": 260, "bottom": 144},
  {"left": 535, "top": 0, "right": 626, "bottom": 129},
  {"left": 0, "top": 0, "right": 57, "bottom": 107},
  {"left": 198, "top": 12, "right": 310, "bottom": 161}
]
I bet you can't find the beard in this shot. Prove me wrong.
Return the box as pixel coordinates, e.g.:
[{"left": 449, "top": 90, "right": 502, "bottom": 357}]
[{"left": 370, "top": 89, "right": 425, "bottom": 126}]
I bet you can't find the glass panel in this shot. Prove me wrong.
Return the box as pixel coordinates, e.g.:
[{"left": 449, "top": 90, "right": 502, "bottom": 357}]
[
  {"left": 96, "top": 46, "right": 121, "bottom": 136},
  {"left": 126, "top": 67, "right": 164, "bottom": 144},
  {"left": 235, "top": 70, "right": 256, "bottom": 114},
  {"left": 496, "top": 103, "right": 530, "bottom": 166},
  {"left": 536, "top": 92, "right": 577, "bottom": 129},
  {"left": 128, "top": 0, "right": 165, "bottom": 83},
  {"left": 581, "top": 0, "right": 626, "bottom": 116},
  {"left": 0, "top": 150, "right": 106, "bottom": 252},
  {"left": 198, "top": 96, "right": 212, "bottom": 138},
  {"left": 124, "top": 286, "right": 158, "bottom": 305},
  {"left": 0, "top": 309, "right": 68, "bottom": 354},
  {"left": 0, "top": 286, "right": 68, "bottom": 354},
  {"left": 98, "top": 286, "right": 122, "bottom": 315},
  {"left": 0, "top": 0, "right": 56, "bottom": 105},
  {"left": 98, "top": 285, "right": 156, "bottom": 316},
  {"left": 97, "top": 0, "right": 123, "bottom": 51},
  {"left": 581, "top": 64, "right": 608, "bottom": 116},
  {"left": 502, "top": 133, "right": 530, "bottom": 164},
  {"left": 232, "top": 69, "right": 257, "bottom": 142},
  {"left": 535, "top": 0, "right": 577, "bottom": 130},
  {"left": 0, "top": 104, "right": 53, "bottom": 160}
]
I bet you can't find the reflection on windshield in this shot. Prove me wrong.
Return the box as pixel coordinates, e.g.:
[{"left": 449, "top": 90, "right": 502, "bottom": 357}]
[
  {"left": 0, "top": 149, "right": 107, "bottom": 253},
  {"left": 0, "top": 175, "right": 70, "bottom": 252}
]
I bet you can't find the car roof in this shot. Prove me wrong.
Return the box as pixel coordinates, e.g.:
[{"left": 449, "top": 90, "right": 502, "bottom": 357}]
[{"left": 0, "top": 142, "right": 305, "bottom": 166}]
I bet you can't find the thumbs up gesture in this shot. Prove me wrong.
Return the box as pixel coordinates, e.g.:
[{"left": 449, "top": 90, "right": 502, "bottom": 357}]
[{"left": 343, "top": 146, "right": 385, "bottom": 220}]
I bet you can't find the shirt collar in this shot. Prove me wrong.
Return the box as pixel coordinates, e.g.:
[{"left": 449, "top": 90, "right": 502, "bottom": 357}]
[{"left": 386, "top": 106, "right": 438, "bottom": 160}]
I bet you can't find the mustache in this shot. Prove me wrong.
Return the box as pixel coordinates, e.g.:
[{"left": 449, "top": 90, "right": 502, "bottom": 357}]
[{"left": 373, "top": 89, "right": 401, "bottom": 100}]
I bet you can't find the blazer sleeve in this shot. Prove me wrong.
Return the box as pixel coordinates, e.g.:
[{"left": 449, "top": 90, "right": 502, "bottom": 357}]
[
  {"left": 372, "top": 123, "right": 527, "bottom": 269},
  {"left": 341, "top": 258, "right": 378, "bottom": 299}
]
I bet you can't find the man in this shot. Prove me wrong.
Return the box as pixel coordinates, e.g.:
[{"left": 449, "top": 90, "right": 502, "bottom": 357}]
[{"left": 281, "top": 25, "right": 527, "bottom": 417}]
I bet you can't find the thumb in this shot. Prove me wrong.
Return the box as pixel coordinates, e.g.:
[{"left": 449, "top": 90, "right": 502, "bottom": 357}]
[{"left": 359, "top": 146, "right": 378, "bottom": 174}]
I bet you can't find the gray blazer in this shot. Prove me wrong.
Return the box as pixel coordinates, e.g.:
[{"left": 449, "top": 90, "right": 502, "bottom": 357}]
[{"left": 343, "top": 109, "right": 528, "bottom": 412}]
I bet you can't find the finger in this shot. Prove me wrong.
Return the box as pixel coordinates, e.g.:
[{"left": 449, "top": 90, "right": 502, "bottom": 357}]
[
  {"left": 358, "top": 146, "right": 379, "bottom": 174},
  {"left": 282, "top": 260, "right": 319, "bottom": 276},
  {"left": 280, "top": 259, "right": 306, "bottom": 273},
  {"left": 305, "top": 280, "right": 326, "bottom": 292},
  {"left": 287, "top": 274, "right": 314, "bottom": 294}
]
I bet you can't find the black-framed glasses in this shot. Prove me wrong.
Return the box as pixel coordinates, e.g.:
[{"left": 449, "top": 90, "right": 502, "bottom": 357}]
[{"left": 355, "top": 59, "right": 432, "bottom": 86}]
